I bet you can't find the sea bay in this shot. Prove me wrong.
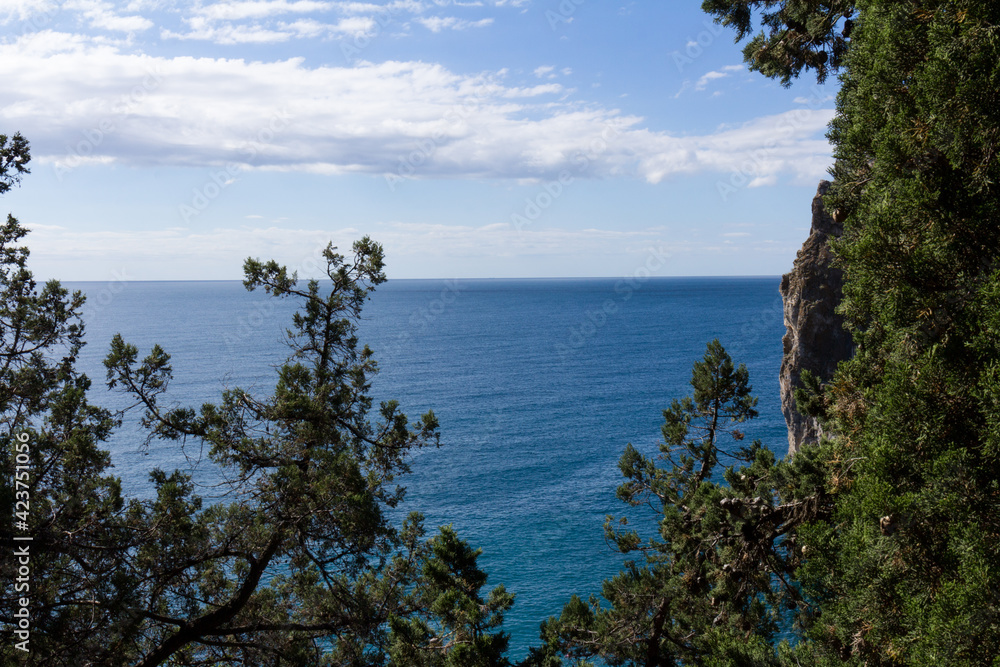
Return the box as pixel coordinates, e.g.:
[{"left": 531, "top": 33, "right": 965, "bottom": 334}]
[{"left": 69, "top": 276, "right": 788, "bottom": 659}]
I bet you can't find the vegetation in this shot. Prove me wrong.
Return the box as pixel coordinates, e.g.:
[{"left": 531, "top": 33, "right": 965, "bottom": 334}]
[
  {"left": 701, "top": 0, "right": 856, "bottom": 86},
  {"left": 520, "top": 341, "right": 832, "bottom": 667},
  {"left": 5, "top": 0, "right": 1000, "bottom": 664},
  {"left": 814, "top": 1, "right": 1000, "bottom": 662},
  {"left": 525, "top": 1, "right": 1000, "bottom": 665}
]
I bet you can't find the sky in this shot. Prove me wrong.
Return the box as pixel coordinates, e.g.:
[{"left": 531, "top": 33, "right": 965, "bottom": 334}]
[{"left": 0, "top": 0, "right": 839, "bottom": 281}]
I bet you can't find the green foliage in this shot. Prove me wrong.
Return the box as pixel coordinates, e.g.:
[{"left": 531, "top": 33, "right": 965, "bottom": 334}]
[
  {"left": 388, "top": 526, "right": 514, "bottom": 666},
  {"left": 0, "top": 135, "right": 140, "bottom": 664},
  {"left": 9, "top": 0, "right": 1000, "bottom": 660},
  {"left": 798, "top": 1, "right": 1000, "bottom": 663},
  {"left": 793, "top": 369, "right": 828, "bottom": 421},
  {"left": 526, "top": 342, "right": 833, "bottom": 666},
  {"left": 702, "top": 0, "right": 856, "bottom": 85},
  {"left": 98, "top": 241, "right": 511, "bottom": 665},
  {"left": 702, "top": 0, "right": 1000, "bottom": 662},
  {"left": 0, "top": 132, "right": 30, "bottom": 196}
]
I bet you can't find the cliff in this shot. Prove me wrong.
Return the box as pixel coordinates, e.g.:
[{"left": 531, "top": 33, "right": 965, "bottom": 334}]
[{"left": 779, "top": 181, "right": 853, "bottom": 456}]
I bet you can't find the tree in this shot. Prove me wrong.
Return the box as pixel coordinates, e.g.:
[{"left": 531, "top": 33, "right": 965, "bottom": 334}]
[
  {"left": 0, "top": 133, "right": 137, "bottom": 664},
  {"left": 701, "top": 0, "right": 856, "bottom": 86},
  {"left": 710, "top": 0, "right": 1000, "bottom": 662},
  {"left": 804, "top": 1, "right": 1000, "bottom": 662},
  {"left": 1, "top": 134, "right": 512, "bottom": 665},
  {"left": 523, "top": 342, "right": 831, "bottom": 666}
]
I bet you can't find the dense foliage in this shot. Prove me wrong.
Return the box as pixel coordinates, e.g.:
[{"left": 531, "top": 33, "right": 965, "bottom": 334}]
[
  {"left": 526, "top": 1, "right": 1000, "bottom": 665},
  {"left": 815, "top": 1, "right": 1000, "bottom": 663},
  {"left": 701, "top": 0, "right": 856, "bottom": 86}
]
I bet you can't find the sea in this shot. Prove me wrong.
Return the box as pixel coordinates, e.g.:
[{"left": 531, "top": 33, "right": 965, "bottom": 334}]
[{"left": 68, "top": 277, "right": 789, "bottom": 661}]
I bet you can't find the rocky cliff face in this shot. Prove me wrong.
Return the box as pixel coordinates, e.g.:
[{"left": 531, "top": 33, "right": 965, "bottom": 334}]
[{"left": 779, "top": 181, "right": 853, "bottom": 456}]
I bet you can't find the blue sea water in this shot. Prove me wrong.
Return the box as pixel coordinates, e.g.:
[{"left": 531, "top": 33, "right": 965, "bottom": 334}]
[{"left": 69, "top": 277, "right": 788, "bottom": 661}]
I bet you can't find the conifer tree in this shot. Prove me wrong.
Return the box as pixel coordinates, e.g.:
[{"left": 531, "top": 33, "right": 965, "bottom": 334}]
[
  {"left": 701, "top": 0, "right": 856, "bottom": 86},
  {"left": 810, "top": 1, "right": 1000, "bottom": 662},
  {"left": 522, "top": 342, "right": 831, "bottom": 666},
  {"left": 1, "top": 133, "right": 138, "bottom": 663},
  {"left": 706, "top": 1, "right": 1000, "bottom": 662}
]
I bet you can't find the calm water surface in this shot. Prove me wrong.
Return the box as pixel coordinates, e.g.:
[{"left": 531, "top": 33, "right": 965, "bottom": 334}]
[{"left": 69, "top": 277, "right": 787, "bottom": 660}]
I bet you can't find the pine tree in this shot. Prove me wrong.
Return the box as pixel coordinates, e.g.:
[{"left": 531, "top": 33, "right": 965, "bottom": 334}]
[
  {"left": 701, "top": 0, "right": 856, "bottom": 86},
  {"left": 705, "top": 1, "right": 1000, "bottom": 662},
  {"left": 523, "top": 342, "right": 831, "bottom": 666},
  {"left": 809, "top": 1, "right": 1000, "bottom": 662}
]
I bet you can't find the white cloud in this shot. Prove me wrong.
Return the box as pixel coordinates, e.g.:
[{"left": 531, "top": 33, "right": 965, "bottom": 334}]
[
  {"left": 162, "top": 21, "right": 294, "bottom": 43},
  {"left": 533, "top": 65, "right": 555, "bottom": 78},
  {"left": 289, "top": 16, "right": 376, "bottom": 36},
  {"left": 794, "top": 94, "right": 835, "bottom": 105},
  {"left": 163, "top": 0, "right": 504, "bottom": 44},
  {"left": 416, "top": 16, "right": 493, "bottom": 31},
  {"left": 0, "top": 32, "right": 833, "bottom": 185},
  {"left": 65, "top": 0, "right": 153, "bottom": 32},
  {"left": 193, "top": 0, "right": 335, "bottom": 21},
  {"left": 684, "top": 65, "right": 744, "bottom": 95},
  {"left": 749, "top": 174, "right": 778, "bottom": 187},
  {"left": 162, "top": 15, "right": 377, "bottom": 42},
  {"left": 0, "top": 0, "right": 56, "bottom": 23},
  {"left": 694, "top": 70, "right": 727, "bottom": 90},
  {"left": 334, "top": 0, "right": 425, "bottom": 14}
]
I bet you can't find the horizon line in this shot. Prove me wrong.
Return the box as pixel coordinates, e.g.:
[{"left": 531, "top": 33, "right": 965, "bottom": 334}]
[{"left": 56, "top": 274, "right": 784, "bottom": 283}]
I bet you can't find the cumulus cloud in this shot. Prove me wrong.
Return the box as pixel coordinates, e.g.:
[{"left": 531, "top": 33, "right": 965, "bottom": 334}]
[
  {"left": 193, "top": 0, "right": 336, "bottom": 21},
  {"left": 65, "top": 0, "right": 153, "bottom": 32},
  {"left": 694, "top": 64, "right": 743, "bottom": 91},
  {"left": 415, "top": 16, "right": 493, "bottom": 31},
  {"left": 0, "top": 32, "right": 833, "bottom": 184}
]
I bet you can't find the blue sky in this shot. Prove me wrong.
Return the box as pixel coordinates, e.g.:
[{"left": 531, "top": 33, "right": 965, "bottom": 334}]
[{"left": 0, "top": 0, "right": 838, "bottom": 280}]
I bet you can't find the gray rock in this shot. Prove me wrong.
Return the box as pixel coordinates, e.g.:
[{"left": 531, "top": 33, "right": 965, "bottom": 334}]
[{"left": 779, "top": 181, "right": 853, "bottom": 456}]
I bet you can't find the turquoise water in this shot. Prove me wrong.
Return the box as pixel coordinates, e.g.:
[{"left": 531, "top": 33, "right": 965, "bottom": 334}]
[{"left": 70, "top": 277, "right": 788, "bottom": 660}]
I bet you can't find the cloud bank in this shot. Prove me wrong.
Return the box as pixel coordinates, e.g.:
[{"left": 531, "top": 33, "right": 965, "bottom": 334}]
[{"left": 0, "top": 31, "right": 833, "bottom": 184}]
